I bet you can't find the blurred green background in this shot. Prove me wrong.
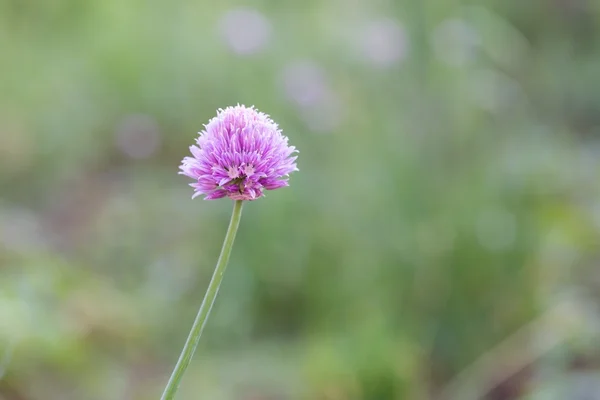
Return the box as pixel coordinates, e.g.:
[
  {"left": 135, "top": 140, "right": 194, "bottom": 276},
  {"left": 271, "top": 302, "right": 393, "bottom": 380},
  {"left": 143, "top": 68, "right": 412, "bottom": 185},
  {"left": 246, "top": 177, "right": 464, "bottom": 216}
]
[{"left": 1, "top": 0, "right": 600, "bottom": 399}]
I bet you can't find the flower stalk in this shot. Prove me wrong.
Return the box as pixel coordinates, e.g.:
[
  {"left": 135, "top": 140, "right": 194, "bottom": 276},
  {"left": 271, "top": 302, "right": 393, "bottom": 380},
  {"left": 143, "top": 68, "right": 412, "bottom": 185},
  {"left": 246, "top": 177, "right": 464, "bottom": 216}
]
[{"left": 160, "top": 200, "right": 244, "bottom": 400}]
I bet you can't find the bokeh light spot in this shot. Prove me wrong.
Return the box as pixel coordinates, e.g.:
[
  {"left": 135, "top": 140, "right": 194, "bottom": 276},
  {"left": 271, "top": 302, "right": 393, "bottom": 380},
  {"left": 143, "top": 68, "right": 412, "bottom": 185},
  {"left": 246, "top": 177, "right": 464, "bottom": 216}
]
[
  {"left": 358, "top": 18, "right": 408, "bottom": 68},
  {"left": 114, "top": 114, "right": 161, "bottom": 160},
  {"left": 218, "top": 7, "right": 272, "bottom": 55}
]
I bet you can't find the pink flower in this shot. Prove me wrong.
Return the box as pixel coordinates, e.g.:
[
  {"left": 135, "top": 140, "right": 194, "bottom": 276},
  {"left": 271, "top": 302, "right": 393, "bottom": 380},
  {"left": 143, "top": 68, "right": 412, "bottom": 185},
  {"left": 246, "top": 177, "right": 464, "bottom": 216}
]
[{"left": 179, "top": 105, "right": 298, "bottom": 200}]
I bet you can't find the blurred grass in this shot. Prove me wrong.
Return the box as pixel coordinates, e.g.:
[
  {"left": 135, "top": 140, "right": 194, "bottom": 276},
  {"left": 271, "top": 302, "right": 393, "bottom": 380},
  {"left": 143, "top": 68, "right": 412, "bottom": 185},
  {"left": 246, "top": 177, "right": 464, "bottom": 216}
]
[{"left": 1, "top": 0, "right": 600, "bottom": 399}]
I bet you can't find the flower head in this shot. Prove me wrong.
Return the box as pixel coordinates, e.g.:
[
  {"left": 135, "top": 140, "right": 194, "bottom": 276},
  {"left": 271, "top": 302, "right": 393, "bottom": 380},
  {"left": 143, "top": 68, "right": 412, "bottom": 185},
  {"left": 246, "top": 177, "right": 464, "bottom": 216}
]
[{"left": 179, "top": 105, "right": 298, "bottom": 200}]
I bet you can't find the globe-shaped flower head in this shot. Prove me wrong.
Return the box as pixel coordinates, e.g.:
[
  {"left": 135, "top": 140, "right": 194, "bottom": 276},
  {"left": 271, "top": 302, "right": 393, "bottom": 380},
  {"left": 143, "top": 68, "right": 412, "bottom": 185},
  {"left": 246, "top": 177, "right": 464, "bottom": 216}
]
[{"left": 179, "top": 105, "right": 298, "bottom": 200}]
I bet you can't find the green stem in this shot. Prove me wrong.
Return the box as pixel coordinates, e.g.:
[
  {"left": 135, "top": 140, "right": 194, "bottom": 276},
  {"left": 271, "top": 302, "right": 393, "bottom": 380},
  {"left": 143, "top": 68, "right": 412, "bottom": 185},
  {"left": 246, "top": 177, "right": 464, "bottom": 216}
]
[{"left": 160, "top": 200, "right": 244, "bottom": 400}]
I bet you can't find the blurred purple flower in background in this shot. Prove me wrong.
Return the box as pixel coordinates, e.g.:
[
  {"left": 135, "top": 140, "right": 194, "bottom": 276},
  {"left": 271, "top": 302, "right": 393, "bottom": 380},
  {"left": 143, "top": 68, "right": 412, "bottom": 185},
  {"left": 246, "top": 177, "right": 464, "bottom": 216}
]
[
  {"left": 218, "top": 7, "right": 272, "bottom": 55},
  {"left": 279, "top": 60, "right": 344, "bottom": 133},
  {"left": 299, "top": 93, "right": 343, "bottom": 133},
  {"left": 358, "top": 18, "right": 408, "bottom": 68},
  {"left": 179, "top": 105, "right": 298, "bottom": 201},
  {"left": 114, "top": 114, "right": 161, "bottom": 159},
  {"left": 280, "top": 61, "right": 329, "bottom": 108}
]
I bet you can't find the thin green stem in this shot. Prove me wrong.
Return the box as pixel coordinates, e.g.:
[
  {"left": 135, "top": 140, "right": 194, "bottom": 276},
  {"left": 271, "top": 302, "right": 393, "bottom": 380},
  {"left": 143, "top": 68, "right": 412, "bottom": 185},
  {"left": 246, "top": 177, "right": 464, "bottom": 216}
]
[{"left": 160, "top": 200, "right": 244, "bottom": 400}]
